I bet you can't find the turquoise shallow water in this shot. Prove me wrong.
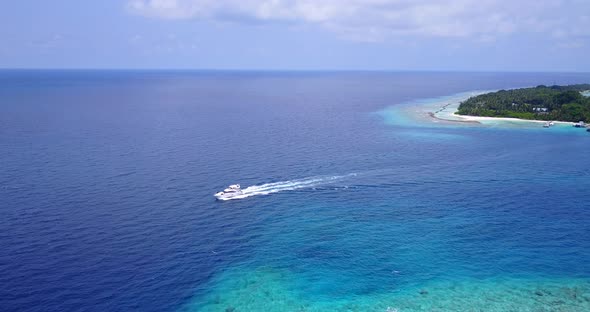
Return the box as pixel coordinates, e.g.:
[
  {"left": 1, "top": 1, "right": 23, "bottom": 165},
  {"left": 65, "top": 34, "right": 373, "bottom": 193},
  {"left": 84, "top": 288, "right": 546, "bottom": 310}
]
[
  {"left": 187, "top": 136, "right": 590, "bottom": 311},
  {"left": 194, "top": 269, "right": 590, "bottom": 311},
  {"left": 187, "top": 88, "right": 590, "bottom": 312},
  {"left": 1, "top": 71, "right": 590, "bottom": 312}
]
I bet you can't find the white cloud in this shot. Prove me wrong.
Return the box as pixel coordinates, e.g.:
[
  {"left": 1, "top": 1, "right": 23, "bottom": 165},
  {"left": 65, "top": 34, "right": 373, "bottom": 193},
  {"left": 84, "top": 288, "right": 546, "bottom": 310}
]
[{"left": 126, "top": 0, "right": 590, "bottom": 43}]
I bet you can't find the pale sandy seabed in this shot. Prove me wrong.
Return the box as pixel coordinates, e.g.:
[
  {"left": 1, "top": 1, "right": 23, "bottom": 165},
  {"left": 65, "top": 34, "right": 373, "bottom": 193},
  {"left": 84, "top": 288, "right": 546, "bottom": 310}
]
[{"left": 189, "top": 267, "right": 590, "bottom": 312}]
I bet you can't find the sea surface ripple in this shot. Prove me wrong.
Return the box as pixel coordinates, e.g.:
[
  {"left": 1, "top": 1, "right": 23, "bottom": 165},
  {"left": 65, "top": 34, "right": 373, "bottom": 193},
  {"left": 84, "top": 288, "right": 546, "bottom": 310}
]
[{"left": 1, "top": 70, "right": 590, "bottom": 311}]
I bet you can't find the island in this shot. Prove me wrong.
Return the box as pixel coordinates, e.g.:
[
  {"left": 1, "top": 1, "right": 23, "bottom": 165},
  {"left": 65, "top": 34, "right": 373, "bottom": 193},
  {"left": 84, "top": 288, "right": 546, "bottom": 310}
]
[{"left": 456, "top": 84, "right": 590, "bottom": 122}]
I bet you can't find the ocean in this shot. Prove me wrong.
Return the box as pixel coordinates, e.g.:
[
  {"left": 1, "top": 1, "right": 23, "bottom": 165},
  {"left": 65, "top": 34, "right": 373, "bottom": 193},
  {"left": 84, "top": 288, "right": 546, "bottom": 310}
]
[{"left": 1, "top": 70, "right": 590, "bottom": 311}]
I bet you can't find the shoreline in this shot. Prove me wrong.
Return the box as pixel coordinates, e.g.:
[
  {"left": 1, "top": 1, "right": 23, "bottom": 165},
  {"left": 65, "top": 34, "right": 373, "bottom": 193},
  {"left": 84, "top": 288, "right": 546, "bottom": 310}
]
[
  {"left": 379, "top": 88, "right": 588, "bottom": 131},
  {"left": 448, "top": 113, "right": 573, "bottom": 125},
  {"left": 427, "top": 112, "right": 480, "bottom": 124},
  {"left": 428, "top": 95, "right": 578, "bottom": 126},
  {"left": 430, "top": 87, "right": 590, "bottom": 126}
]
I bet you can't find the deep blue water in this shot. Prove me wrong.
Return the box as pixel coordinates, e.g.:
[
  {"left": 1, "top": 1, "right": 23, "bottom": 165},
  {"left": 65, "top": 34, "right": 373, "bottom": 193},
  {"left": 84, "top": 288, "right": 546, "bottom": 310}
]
[{"left": 1, "top": 70, "right": 590, "bottom": 311}]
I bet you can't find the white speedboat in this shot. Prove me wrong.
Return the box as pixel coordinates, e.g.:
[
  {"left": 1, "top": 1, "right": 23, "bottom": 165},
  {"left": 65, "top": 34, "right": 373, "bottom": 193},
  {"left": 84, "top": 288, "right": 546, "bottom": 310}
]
[{"left": 214, "top": 184, "right": 243, "bottom": 200}]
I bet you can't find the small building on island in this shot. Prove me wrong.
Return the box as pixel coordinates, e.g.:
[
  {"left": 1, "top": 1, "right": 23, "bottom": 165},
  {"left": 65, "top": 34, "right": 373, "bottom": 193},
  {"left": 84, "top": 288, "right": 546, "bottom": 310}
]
[{"left": 533, "top": 107, "right": 549, "bottom": 114}]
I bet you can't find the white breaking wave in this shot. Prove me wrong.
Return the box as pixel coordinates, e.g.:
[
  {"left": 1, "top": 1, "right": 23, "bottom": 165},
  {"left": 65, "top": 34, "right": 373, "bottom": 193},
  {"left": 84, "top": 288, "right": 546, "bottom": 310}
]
[{"left": 217, "top": 174, "right": 355, "bottom": 201}]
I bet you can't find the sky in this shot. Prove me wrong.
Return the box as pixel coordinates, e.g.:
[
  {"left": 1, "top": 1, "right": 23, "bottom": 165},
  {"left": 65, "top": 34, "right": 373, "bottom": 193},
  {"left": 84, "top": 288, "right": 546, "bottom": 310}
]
[{"left": 1, "top": 0, "right": 589, "bottom": 71}]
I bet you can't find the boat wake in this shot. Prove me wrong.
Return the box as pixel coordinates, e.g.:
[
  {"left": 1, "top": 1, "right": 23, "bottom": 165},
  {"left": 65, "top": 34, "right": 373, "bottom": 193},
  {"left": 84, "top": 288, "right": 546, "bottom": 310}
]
[{"left": 216, "top": 174, "right": 355, "bottom": 201}]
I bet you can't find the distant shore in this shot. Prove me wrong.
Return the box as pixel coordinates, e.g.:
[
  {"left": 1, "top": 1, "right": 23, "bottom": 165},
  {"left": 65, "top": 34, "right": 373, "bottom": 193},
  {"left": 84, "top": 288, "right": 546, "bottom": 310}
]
[
  {"left": 454, "top": 85, "right": 590, "bottom": 124},
  {"left": 428, "top": 96, "right": 577, "bottom": 126}
]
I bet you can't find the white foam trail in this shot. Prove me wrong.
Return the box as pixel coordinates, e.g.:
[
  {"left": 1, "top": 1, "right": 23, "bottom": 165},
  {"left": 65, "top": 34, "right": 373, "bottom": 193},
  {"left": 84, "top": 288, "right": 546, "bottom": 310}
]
[{"left": 217, "top": 174, "right": 355, "bottom": 201}]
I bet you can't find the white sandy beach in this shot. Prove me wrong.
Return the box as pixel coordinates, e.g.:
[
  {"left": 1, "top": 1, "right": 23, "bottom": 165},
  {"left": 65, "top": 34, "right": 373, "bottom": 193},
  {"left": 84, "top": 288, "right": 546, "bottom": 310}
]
[{"left": 450, "top": 113, "right": 573, "bottom": 125}]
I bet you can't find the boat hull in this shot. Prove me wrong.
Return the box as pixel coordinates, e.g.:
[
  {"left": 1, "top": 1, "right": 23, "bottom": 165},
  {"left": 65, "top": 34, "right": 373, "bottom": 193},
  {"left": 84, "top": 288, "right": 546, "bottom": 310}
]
[
  {"left": 214, "top": 184, "right": 244, "bottom": 200},
  {"left": 214, "top": 191, "right": 244, "bottom": 201}
]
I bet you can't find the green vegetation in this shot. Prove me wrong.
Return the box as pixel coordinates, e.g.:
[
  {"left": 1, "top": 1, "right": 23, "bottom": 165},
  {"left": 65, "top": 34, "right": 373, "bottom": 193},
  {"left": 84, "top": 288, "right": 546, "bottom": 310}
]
[{"left": 457, "top": 84, "right": 590, "bottom": 122}]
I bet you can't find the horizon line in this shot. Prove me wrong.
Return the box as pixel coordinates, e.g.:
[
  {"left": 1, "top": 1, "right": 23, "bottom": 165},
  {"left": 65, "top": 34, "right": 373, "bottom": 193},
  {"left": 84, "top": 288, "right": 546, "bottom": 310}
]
[{"left": 1, "top": 68, "right": 590, "bottom": 74}]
